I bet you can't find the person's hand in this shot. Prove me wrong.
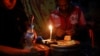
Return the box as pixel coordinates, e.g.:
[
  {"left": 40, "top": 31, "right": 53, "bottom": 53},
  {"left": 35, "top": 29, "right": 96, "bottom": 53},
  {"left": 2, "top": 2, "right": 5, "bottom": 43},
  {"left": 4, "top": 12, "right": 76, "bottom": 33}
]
[
  {"left": 20, "top": 49, "right": 31, "bottom": 55},
  {"left": 55, "top": 28, "right": 65, "bottom": 37},
  {"left": 32, "top": 29, "right": 37, "bottom": 44},
  {"left": 21, "top": 48, "right": 38, "bottom": 56}
]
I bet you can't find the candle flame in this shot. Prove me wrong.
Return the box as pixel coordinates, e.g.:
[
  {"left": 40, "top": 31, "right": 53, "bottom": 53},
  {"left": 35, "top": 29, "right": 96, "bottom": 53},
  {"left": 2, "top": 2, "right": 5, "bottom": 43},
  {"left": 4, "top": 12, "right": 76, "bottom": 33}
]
[{"left": 49, "top": 25, "right": 52, "bottom": 30}]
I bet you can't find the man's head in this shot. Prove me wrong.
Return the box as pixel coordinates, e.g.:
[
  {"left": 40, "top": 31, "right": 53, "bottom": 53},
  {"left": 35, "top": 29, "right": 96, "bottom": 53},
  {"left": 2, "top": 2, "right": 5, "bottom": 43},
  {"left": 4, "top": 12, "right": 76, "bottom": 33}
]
[
  {"left": 56, "top": 0, "right": 71, "bottom": 11},
  {"left": 1, "top": 0, "right": 17, "bottom": 10}
]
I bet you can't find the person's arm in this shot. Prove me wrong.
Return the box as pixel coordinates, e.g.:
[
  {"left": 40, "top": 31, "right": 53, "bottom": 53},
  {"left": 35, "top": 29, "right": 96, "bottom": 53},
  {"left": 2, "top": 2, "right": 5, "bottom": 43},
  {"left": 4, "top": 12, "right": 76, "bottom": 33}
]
[
  {"left": 78, "top": 9, "right": 86, "bottom": 26},
  {"left": 0, "top": 45, "right": 30, "bottom": 55},
  {"left": 78, "top": 8, "right": 94, "bottom": 48}
]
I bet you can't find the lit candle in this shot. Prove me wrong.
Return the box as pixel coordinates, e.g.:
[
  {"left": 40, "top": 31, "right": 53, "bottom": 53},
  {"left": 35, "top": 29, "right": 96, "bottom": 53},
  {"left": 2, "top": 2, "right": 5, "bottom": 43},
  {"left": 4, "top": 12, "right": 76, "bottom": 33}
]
[{"left": 49, "top": 25, "right": 53, "bottom": 41}]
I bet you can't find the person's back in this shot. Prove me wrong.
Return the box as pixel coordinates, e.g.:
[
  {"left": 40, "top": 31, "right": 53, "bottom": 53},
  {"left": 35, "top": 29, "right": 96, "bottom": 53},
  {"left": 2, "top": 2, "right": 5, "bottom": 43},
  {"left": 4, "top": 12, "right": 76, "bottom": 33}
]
[{"left": 0, "top": 0, "right": 28, "bottom": 48}]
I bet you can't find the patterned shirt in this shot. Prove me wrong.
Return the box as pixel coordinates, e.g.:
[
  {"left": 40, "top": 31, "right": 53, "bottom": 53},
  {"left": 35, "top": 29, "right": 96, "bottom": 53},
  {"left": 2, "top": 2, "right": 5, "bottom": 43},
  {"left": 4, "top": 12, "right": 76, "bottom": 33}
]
[{"left": 50, "top": 6, "right": 86, "bottom": 35}]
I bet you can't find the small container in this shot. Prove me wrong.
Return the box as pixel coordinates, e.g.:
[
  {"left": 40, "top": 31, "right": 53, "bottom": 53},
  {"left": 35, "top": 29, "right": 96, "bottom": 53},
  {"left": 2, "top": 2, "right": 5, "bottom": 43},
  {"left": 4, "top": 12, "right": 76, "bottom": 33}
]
[{"left": 64, "top": 35, "right": 71, "bottom": 41}]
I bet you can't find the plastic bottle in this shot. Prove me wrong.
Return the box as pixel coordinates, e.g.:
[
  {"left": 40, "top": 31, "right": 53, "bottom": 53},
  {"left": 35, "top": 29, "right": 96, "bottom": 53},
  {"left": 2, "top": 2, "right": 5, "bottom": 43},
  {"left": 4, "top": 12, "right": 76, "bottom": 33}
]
[{"left": 24, "top": 16, "right": 35, "bottom": 49}]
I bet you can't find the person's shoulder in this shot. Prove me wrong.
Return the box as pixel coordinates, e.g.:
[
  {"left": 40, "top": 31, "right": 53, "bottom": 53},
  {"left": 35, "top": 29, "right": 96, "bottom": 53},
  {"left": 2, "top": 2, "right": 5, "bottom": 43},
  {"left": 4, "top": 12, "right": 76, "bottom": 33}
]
[
  {"left": 73, "top": 5, "right": 82, "bottom": 12},
  {"left": 50, "top": 8, "right": 59, "bottom": 14},
  {"left": 50, "top": 10, "right": 58, "bottom": 15}
]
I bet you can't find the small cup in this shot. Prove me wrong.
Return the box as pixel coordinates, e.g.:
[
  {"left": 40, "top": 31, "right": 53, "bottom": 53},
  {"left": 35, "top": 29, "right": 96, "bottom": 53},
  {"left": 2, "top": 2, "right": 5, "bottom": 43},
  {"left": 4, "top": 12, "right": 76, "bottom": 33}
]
[{"left": 64, "top": 35, "right": 71, "bottom": 41}]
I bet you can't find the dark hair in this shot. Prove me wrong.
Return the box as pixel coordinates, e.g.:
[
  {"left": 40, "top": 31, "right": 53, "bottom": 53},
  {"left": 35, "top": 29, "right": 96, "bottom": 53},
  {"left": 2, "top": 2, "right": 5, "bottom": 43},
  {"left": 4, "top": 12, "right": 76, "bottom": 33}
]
[
  {"left": 14, "top": 0, "right": 24, "bottom": 9},
  {"left": 55, "top": 0, "right": 71, "bottom": 7}
]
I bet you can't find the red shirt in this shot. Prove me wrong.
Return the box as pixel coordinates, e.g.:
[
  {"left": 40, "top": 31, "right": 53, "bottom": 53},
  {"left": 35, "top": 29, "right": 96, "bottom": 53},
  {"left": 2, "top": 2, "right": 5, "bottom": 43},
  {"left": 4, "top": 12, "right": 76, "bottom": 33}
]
[{"left": 50, "top": 6, "right": 86, "bottom": 31}]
